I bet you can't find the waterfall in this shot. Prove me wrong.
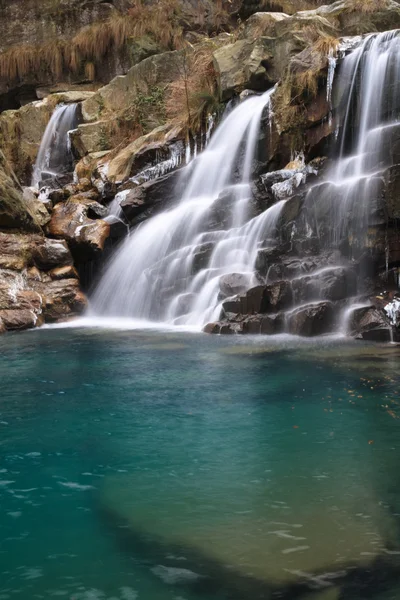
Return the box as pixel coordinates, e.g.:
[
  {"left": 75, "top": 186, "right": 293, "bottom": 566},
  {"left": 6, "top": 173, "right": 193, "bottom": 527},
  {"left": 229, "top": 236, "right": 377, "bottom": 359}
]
[
  {"left": 307, "top": 31, "right": 400, "bottom": 249},
  {"left": 32, "top": 103, "right": 78, "bottom": 188},
  {"left": 91, "top": 89, "right": 279, "bottom": 326}
]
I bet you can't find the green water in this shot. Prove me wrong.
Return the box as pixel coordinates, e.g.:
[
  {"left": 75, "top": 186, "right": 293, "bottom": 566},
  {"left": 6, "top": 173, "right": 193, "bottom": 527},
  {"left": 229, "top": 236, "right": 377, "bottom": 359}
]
[{"left": 1, "top": 327, "right": 400, "bottom": 600}]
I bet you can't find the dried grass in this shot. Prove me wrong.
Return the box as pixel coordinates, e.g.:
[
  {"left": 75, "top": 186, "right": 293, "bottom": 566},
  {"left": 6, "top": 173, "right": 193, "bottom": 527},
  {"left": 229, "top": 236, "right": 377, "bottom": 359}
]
[
  {"left": 0, "top": 0, "right": 232, "bottom": 84},
  {"left": 273, "top": 33, "right": 339, "bottom": 132},
  {"left": 165, "top": 45, "right": 219, "bottom": 134},
  {"left": 346, "top": 0, "right": 390, "bottom": 12}
]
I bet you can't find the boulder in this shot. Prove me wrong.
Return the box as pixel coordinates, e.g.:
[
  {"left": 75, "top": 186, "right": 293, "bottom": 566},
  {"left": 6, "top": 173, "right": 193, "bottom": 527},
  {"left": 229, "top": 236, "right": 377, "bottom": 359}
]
[
  {"left": 33, "top": 239, "right": 73, "bottom": 270},
  {"left": 239, "top": 12, "right": 289, "bottom": 41},
  {"left": 0, "top": 151, "right": 41, "bottom": 231},
  {"left": 192, "top": 243, "right": 215, "bottom": 274},
  {"left": 222, "top": 281, "right": 292, "bottom": 314},
  {"left": 50, "top": 266, "right": 79, "bottom": 280},
  {"left": 349, "top": 306, "right": 389, "bottom": 334},
  {"left": 0, "top": 309, "right": 37, "bottom": 331},
  {"left": 0, "top": 232, "right": 37, "bottom": 270},
  {"left": 82, "top": 49, "right": 189, "bottom": 123},
  {"left": 71, "top": 120, "right": 117, "bottom": 156},
  {"left": 203, "top": 321, "right": 243, "bottom": 334},
  {"left": 120, "top": 169, "right": 183, "bottom": 224},
  {"left": 219, "top": 273, "right": 252, "bottom": 297},
  {"left": 291, "top": 267, "right": 357, "bottom": 303},
  {"left": 22, "top": 187, "right": 51, "bottom": 226},
  {"left": 31, "top": 278, "right": 87, "bottom": 323},
  {"left": 241, "top": 313, "right": 284, "bottom": 334},
  {"left": 297, "top": 0, "right": 400, "bottom": 36},
  {"left": 213, "top": 38, "right": 274, "bottom": 99},
  {"left": 106, "top": 125, "right": 182, "bottom": 183},
  {"left": 48, "top": 197, "right": 110, "bottom": 260},
  {"left": 287, "top": 301, "right": 335, "bottom": 336}
]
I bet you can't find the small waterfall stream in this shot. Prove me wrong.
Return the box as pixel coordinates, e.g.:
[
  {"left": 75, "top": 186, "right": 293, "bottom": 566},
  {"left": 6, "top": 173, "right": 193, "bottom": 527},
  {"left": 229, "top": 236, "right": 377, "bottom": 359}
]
[
  {"left": 91, "top": 89, "right": 279, "bottom": 326},
  {"left": 308, "top": 31, "right": 400, "bottom": 247},
  {"left": 32, "top": 103, "right": 78, "bottom": 188}
]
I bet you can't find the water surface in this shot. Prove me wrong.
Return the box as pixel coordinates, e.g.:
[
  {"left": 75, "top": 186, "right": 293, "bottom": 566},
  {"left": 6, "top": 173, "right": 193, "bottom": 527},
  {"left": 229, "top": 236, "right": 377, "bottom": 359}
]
[{"left": 1, "top": 327, "right": 400, "bottom": 600}]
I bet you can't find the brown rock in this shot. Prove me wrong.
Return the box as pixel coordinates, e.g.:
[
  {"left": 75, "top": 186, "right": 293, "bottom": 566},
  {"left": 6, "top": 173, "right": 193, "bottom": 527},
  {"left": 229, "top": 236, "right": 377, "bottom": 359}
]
[
  {"left": 48, "top": 198, "right": 110, "bottom": 260},
  {"left": 203, "top": 322, "right": 221, "bottom": 333},
  {"left": 33, "top": 239, "right": 73, "bottom": 270},
  {"left": 50, "top": 266, "right": 79, "bottom": 280},
  {"left": 287, "top": 301, "right": 335, "bottom": 336},
  {"left": 0, "top": 309, "right": 37, "bottom": 331},
  {"left": 36, "top": 279, "right": 88, "bottom": 322},
  {"left": 26, "top": 266, "right": 42, "bottom": 281}
]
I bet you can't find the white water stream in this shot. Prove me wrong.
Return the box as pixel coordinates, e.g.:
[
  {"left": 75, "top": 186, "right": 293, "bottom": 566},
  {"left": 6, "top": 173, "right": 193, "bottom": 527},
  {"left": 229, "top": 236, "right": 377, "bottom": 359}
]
[
  {"left": 32, "top": 103, "right": 78, "bottom": 188},
  {"left": 308, "top": 31, "right": 400, "bottom": 247},
  {"left": 91, "top": 89, "right": 280, "bottom": 326},
  {"left": 90, "top": 31, "right": 400, "bottom": 334}
]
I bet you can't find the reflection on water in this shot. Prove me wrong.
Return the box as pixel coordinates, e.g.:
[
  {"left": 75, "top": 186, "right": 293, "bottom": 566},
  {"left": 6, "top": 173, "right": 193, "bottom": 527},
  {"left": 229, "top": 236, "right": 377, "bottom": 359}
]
[{"left": 0, "top": 328, "right": 399, "bottom": 599}]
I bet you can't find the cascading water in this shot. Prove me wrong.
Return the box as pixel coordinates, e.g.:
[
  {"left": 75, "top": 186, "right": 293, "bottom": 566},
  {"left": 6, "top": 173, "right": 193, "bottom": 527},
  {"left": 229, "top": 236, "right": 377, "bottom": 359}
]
[
  {"left": 90, "top": 31, "right": 400, "bottom": 335},
  {"left": 91, "top": 89, "right": 282, "bottom": 326},
  {"left": 307, "top": 31, "right": 400, "bottom": 249},
  {"left": 32, "top": 103, "right": 78, "bottom": 188}
]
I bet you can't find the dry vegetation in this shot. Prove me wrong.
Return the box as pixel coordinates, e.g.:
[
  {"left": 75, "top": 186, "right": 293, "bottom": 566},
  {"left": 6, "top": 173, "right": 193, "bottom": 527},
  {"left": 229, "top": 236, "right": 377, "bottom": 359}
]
[
  {"left": 0, "top": 0, "right": 232, "bottom": 84},
  {"left": 165, "top": 44, "right": 221, "bottom": 135},
  {"left": 345, "top": 0, "right": 391, "bottom": 12},
  {"left": 273, "top": 33, "right": 339, "bottom": 132}
]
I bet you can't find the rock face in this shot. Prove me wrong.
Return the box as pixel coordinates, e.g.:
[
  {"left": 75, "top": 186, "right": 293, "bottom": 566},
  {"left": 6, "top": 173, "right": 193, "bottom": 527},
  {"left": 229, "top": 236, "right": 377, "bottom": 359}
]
[
  {"left": 0, "top": 151, "right": 40, "bottom": 231},
  {"left": 0, "top": 149, "right": 89, "bottom": 334},
  {"left": 0, "top": 232, "right": 87, "bottom": 332},
  {"left": 48, "top": 195, "right": 110, "bottom": 261}
]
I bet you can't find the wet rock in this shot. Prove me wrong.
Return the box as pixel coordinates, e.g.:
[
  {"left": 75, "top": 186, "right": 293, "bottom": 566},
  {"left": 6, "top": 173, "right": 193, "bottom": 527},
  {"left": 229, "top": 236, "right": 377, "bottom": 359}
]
[
  {"left": 222, "top": 281, "right": 292, "bottom": 315},
  {"left": 0, "top": 232, "right": 36, "bottom": 270},
  {"left": 287, "top": 301, "right": 335, "bottom": 336},
  {"left": 120, "top": 170, "right": 183, "bottom": 224},
  {"left": 203, "top": 321, "right": 244, "bottom": 334},
  {"left": 219, "top": 323, "right": 236, "bottom": 334},
  {"left": 106, "top": 125, "right": 181, "bottom": 182},
  {"left": 359, "top": 328, "right": 397, "bottom": 343},
  {"left": 291, "top": 267, "right": 357, "bottom": 303},
  {"left": 26, "top": 266, "right": 42, "bottom": 282},
  {"left": 350, "top": 306, "right": 389, "bottom": 334},
  {"left": 204, "top": 322, "right": 222, "bottom": 334},
  {"left": 34, "top": 239, "right": 73, "bottom": 270},
  {"left": 22, "top": 188, "right": 51, "bottom": 227},
  {"left": 50, "top": 266, "right": 79, "bottom": 280},
  {"left": 0, "top": 309, "right": 37, "bottom": 331},
  {"left": 48, "top": 188, "right": 67, "bottom": 205},
  {"left": 192, "top": 243, "right": 214, "bottom": 274},
  {"left": 219, "top": 273, "right": 252, "bottom": 297},
  {"left": 48, "top": 198, "right": 110, "bottom": 260},
  {"left": 33, "top": 279, "right": 87, "bottom": 323},
  {"left": 241, "top": 313, "right": 284, "bottom": 334},
  {"left": 272, "top": 173, "right": 305, "bottom": 201},
  {"left": 384, "top": 164, "right": 400, "bottom": 220}
]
